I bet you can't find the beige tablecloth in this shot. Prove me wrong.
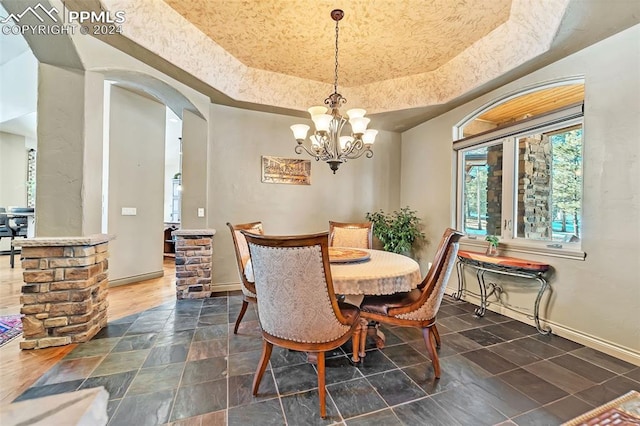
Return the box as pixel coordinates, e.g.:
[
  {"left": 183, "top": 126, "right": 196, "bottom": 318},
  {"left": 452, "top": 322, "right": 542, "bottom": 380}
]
[{"left": 245, "top": 248, "right": 422, "bottom": 297}]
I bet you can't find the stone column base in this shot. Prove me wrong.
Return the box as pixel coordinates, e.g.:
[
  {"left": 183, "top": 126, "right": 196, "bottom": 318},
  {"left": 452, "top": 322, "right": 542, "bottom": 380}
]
[
  {"left": 173, "top": 229, "right": 216, "bottom": 299},
  {"left": 15, "top": 234, "right": 112, "bottom": 350}
]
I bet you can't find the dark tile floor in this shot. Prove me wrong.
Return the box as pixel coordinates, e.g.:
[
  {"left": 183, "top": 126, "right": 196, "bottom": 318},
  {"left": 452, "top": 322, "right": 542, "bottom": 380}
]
[{"left": 14, "top": 293, "right": 640, "bottom": 425}]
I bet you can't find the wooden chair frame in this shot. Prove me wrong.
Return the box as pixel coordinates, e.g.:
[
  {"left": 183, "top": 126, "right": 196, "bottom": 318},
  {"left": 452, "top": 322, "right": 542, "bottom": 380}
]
[
  {"left": 360, "top": 228, "right": 464, "bottom": 378},
  {"left": 226, "top": 221, "right": 263, "bottom": 334}
]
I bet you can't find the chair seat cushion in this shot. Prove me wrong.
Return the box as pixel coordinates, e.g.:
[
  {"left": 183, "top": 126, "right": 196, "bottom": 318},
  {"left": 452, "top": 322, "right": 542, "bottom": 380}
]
[
  {"left": 337, "top": 301, "right": 360, "bottom": 326},
  {"left": 360, "top": 289, "right": 422, "bottom": 316}
]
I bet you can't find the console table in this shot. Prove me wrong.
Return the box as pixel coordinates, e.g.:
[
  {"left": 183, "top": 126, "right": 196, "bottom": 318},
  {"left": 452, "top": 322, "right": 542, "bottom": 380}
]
[{"left": 454, "top": 250, "right": 551, "bottom": 334}]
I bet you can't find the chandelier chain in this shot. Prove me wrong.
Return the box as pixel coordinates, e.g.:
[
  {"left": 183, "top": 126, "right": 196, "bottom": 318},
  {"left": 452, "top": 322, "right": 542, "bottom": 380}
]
[{"left": 334, "top": 18, "right": 339, "bottom": 95}]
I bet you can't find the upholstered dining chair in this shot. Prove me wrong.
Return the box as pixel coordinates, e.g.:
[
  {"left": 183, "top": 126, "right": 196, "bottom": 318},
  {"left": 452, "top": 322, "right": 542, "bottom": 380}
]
[
  {"left": 243, "top": 231, "right": 361, "bottom": 419},
  {"left": 227, "top": 221, "right": 264, "bottom": 334},
  {"left": 359, "top": 228, "right": 464, "bottom": 378},
  {"left": 328, "top": 221, "right": 373, "bottom": 249}
]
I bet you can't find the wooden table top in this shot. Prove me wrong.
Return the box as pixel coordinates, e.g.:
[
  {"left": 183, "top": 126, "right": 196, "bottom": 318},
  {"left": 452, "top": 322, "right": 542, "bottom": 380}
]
[{"left": 457, "top": 250, "right": 550, "bottom": 272}]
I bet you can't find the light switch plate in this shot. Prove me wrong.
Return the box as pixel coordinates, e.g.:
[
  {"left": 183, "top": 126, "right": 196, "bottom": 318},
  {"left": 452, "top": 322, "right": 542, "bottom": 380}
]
[
  {"left": 197, "top": 208, "right": 205, "bottom": 217},
  {"left": 121, "top": 207, "right": 137, "bottom": 216}
]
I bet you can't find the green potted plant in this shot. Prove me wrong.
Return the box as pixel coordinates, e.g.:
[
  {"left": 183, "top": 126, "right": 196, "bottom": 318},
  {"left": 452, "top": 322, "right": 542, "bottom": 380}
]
[
  {"left": 366, "top": 207, "right": 425, "bottom": 257},
  {"left": 485, "top": 235, "right": 499, "bottom": 256}
]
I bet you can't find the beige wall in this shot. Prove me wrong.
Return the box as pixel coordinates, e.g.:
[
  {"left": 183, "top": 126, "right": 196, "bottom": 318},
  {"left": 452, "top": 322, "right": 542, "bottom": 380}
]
[
  {"left": 35, "top": 64, "right": 85, "bottom": 237},
  {"left": 0, "top": 132, "right": 27, "bottom": 206},
  {"left": 0, "top": 132, "right": 27, "bottom": 252},
  {"left": 208, "top": 104, "right": 401, "bottom": 286},
  {"left": 107, "top": 86, "right": 166, "bottom": 281},
  {"left": 82, "top": 71, "right": 106, "bottom": 236},
  {"left": 401, "top": 25, "right": 640, "bottom": 361},
  {"left": 181, "top": 110, "right": 208, "bottom": 229}
]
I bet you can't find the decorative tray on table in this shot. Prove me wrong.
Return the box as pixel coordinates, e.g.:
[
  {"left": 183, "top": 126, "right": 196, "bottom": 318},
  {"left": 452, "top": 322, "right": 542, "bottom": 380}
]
[{"left": 328, "top": 247, "right": 371, "bottom": 264}]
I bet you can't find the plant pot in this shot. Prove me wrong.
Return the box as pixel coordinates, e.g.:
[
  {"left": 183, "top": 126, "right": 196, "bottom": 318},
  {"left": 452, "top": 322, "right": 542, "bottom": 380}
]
[{"left": 486, "top": 245, "right": 498, "bottom": 256}]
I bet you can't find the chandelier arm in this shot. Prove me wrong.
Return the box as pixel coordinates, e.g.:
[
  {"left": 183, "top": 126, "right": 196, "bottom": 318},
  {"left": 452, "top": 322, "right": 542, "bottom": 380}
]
[
  {"left": 295, "top": 143, "right": 321, "bottom": 159},
  {"left": 345, "top": 145, "right": 374, "bottom": 160},
  {"left": 340, "top": 138, "right": 364, "bottom": 158},
  {"left": 343, "top": 148, "right": 367, "bottom": 160}
]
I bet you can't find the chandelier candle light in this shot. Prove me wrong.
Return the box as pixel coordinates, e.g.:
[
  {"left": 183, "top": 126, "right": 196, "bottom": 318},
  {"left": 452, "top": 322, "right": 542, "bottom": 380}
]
[{"left": 291, "top": 9, "right": 377, "bottom": 174}]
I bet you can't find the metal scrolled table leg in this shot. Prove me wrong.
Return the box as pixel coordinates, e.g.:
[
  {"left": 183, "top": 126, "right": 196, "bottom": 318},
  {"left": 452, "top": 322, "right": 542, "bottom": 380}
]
[
  {"left": 533, "top": 275, "right": 552, "bottom": 334},
  {"left": 453, "top": 261, "right": 464, "bottom": 300},
  {"left": 474, "top": 269, "right": 487, "bottom": 317}
]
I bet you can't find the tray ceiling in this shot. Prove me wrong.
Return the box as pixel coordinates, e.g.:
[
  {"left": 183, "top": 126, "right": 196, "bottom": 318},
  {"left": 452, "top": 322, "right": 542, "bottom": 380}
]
[
  {"left": 52, "top": 0, "right": 638, "bottom": 130},
  {"left": 100, "top": 0, "right": 571, "bottom": 115},
  {"left": 161, "top": 0, "right": 512, "bottom": 87}
]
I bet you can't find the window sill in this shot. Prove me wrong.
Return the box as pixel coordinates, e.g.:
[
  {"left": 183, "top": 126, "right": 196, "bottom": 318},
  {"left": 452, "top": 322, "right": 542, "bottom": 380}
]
[{"left": 460, "top": 238, "right": 586, "bottom": 261}]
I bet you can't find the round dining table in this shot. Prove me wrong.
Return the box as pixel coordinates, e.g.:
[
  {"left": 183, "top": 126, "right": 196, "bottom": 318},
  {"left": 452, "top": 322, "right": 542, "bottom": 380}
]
[
  {"left": 244, "top": 247, "right": 421, "bottom": 298},
  {"left": 330, "top": 248, "right": 421, "bottom": 296}
]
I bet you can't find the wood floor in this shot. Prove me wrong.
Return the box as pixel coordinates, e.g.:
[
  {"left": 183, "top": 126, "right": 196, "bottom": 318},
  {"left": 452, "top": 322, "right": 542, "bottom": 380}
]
[{"left": 0, "top": 255, "right": 177, "bottom": 404}]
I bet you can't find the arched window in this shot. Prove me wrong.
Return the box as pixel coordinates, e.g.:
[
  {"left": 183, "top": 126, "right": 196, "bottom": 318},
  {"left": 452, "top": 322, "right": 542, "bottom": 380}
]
[{"left": 453, "top": 79, "right": 585, "bottom": 258}]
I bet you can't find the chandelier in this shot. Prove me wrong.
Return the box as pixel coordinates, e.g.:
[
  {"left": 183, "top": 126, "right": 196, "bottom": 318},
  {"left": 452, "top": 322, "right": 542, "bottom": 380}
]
[{"left": 290, "top": 9, "right": 377, "bottom": 174}]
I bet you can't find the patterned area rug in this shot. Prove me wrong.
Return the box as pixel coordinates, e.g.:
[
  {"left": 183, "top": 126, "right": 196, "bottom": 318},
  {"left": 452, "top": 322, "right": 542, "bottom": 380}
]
[
  {"left": 562, "top": 390, "right": 640, "bottom": 425},
  {"left": 0, "top": 314, "right": 23, "bottom": 347}
]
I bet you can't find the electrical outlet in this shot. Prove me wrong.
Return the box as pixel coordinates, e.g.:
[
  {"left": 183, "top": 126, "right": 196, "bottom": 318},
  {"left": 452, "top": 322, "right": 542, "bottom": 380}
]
[
  {"left": 197, "top": 208, "right": 205, "bottom": 217},
  {"left": 121, "top": 207, "right": 137, "bottom": 216}
]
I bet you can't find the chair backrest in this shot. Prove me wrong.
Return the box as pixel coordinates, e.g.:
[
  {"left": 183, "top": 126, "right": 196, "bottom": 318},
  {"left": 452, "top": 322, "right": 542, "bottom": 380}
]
[
  {"left": 0, "top": 208, "right": 13, "bottom": 236},
  {"left": 8, "top": 207, "right": 34, "bottom": 213},
  {"left": 329, "top": 221, "right": 373, "bottom": 249},
  {"left": 243, "top": 231, "right": 351, "bottom": 343},
  {"left": 0, "top": 207, "right": 8, "bottom": 227},
  {"left": 391, "top": 228, "right": 464, "bottom": 320},
  {"left": 227, "top": 222, "right": 264, "bottom": 297},
  {"left": 7, "top": 207, "right": 31, "bottom": 236}
]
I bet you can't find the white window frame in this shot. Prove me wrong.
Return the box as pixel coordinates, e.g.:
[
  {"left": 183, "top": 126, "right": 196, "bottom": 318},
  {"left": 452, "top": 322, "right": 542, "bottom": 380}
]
[{"left": 453, "top": 84, "right": 586, "bottom": 261}]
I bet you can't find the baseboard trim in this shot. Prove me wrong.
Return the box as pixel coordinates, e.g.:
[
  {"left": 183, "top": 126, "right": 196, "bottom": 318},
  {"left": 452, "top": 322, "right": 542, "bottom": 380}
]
[
  {"left": 109, "top": 271, "right": 164, "bottom": 287},
  {"left": 445, "top": 286, "right": 640, "bottom": 366}
]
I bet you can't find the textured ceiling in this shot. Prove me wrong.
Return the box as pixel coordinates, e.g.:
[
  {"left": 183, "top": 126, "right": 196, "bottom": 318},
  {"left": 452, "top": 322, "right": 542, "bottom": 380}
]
[
  {"left": 83, "top": 0, "right": 639, "bottom": 131},
  {"left": 101, "top": 0, "right": 571, "bottom": 115},
  {"left": 161, "top": 0, "right": 512, "bottom": 87}
]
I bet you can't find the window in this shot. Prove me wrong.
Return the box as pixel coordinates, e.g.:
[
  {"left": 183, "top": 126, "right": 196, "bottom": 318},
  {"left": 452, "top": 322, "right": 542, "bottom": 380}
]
[
  {"left": 455, "top": 82, "right": 585, "bottom": 257},
  {"left": 516, "top": 125, "right": 583, "bottom": 243}
]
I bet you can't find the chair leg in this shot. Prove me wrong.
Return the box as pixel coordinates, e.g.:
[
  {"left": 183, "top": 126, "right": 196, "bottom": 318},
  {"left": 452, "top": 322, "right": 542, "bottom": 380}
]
[
  {"left": 252, "top": 340, "right": 273, "bottom": 395},
  {"left": 359, "top": 319, "right": 367, "bottom": 357},
  {"left": 317, "top": 351, "right": 326, "bottom": 419},
  {"left": 422, "top": 326, "right": 441, "bottom": 379},
  {"left": 10, "top": 238, "right": 15, "bottom": 269},
  {"left": 233, "top": 300, "right": 249, "bottom": 334},
  {"left": 350, "top": 322, "right": 362, "bottom": 363},
  {"left": 432, "top": 324, "right": 441, "bottom": 349}
]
